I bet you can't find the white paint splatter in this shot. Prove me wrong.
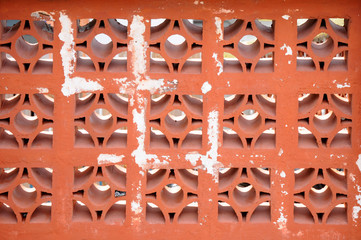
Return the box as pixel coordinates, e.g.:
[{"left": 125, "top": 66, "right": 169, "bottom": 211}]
[
  {"left": 288, "top": 60, "right": 292, "bottom": 64},
  {"left": 278, "top": 148, "right": 283, "bottom": 156},
  {"left": 61, "top": 77, "right": 103, "bottom": 96},
  {"left": 336, "top": 83, "right": 350, "bottom": 88},
  {"left": 214, "top": 8, "right": 235, "bottom": 14},
  {"left": 280, "top": 171, "right": 286, "bottom": 178},
  {"left": 282, "top": 15, "right": 290, "bottom": 20},
  {"left": 131, "top": 201, "right": 142, "bottom": 214},
  {"left": 201, "top": 81, "right": 212, "bottom": 94},
  {"left": 212, "top": 53, "right": 223, "bottom": 76},
  {"left": 276, "top": 205, "right": 288, "bottom": 234},
  {"left": 186, "top": 111, "right": 222, "bottom": 181},
  {"left": 97, "top": 154, "right": 124, "bottom": 165},
  {"left": 37, "top": 87, "right": 49, "bottom": 93},
  {"left": 357, "top": 154, "right": 361, "bottom": 172},
  {"left": 58, "top": 12, "right": 103, "bottom": 96},
  {"left": 215, "top": 17, "right": 223, "bottom": 41},
  {"left": 280, "top": 44, "right": 293, "bottom": 56},
  {"left": 137, "top": 78, "right": 178, "bottom": 94},
  {"left": 129, "top": 15, "right": 147, "bottom": 82}
]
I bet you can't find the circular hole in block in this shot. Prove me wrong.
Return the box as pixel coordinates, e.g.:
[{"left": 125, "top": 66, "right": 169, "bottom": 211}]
[
  {"left": 13, "top": 183, "right": 37, "bottom": 208},
  {"left": 165, "top": 109, "right": 188, "bottom": 134},
  {"left": 313, "top": 109, "right": 337, "bottom": 133},
  {"left": 233, "top": 182, "right": 257, "bottom": 207},
  {"left": 165, "top": 34, "right": 188, "bottom": 59},
  {"left": 14, "top": 110, "right": 39, "bottom": 134},
  {"left": 90, "top": 108, "right": 114, "bottom": 134},
  {"left": 312, "top": 32, "right": 334, "bottom": 57},
  {"left": 238, "top": 35, "right": 260, "bottom": 59},
  {"left": 161, "top": 183, "right": 184, "bottom": 208},
  {"left": 15, "top": 35, "right": 39, "bottom": 59},
  {"left": 91, "top": 33, "right": 113, "bottom": 58},
  {"left": 309, "top": 184, "right": 332, "bottom": 209},
  {"left": 88, "top": 181, "right": 111, "bottom": 205}
]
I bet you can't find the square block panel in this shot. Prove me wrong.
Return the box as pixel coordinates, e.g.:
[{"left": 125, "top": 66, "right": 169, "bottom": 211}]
[
  {"left": 146, "top": 168, "right": 198, "bottom": 224},
  {"left": 0, "top": 167, "right": 53, "bottom": 223},
  {"left": 72, "top": 164, "right": 127, "bottom": 223}
]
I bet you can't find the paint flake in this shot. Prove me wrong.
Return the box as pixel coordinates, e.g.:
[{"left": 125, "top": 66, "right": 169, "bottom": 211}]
[
  {"left": 280, "top": 44, "right": 293, "bottom": 56},
  {"left": 97, "top": 154, "right": 124, "bottom": 165},
  {"left": 37, "top": 87, "right": 49, "bottom": 93},
  {"left": 282, "top": 15, "right": 290, "bottom": 20},
  {"left": 201, "top": 81, "right": 212, "bottom": 94},
  {"left": 215, "top": 17, "right": 223, "bottom": 41},
  {"left": 212, "top": 53, "right": 223, "bottom": 75}
]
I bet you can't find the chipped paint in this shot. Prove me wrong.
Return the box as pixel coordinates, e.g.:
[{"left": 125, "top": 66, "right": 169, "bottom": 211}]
[
  {"left": 282, "top": 15, "right": 290, "bottom": 20},
  {"left": 62, "top": 77, "right": 104, "bottom": 96},
  {"left": 278, "top": 148, "right": 283, "bottom": 156},
  {"left": 280, "top": 44, "right": 293, "bottom": 56},
  {"left": 350, "top": 173, "right": 361, "bottom": 224},
  {"left": 357, "top": 154, "right": 361, "bottom": 172},
  {"left": 280, "top": 171, "right": 286, "bottom": 178},
  {"left": 215, "top": 17, "right": 223, "bottom": 41},
  {"left": 214, "top": 8, "right": 235, "bottom": 14},
  {"left": 276, "top": 206, "right": 288, "bottom": 233},
  {"left": 138, "top": 78, "right": 178, "bottom": 94},
  {"left": 212, "top": 53, "right": 223, "bottom": 75},
  {"left": 59, "top": 12, "right": 103, "bottom": 96},
  {"left": 201, "top": 81, "right": 212, "bottom": 94},
  {"left": 97, "top": 154, "right": 124, "bottom": 165},
  {"left": 194, "top": 0, "right": 204, "bottom": 5},
  {"left": 186, "top": 110, "right": 222, "bottom": 182},
  {"left": 131, "top": 200, "right": 142, "bottom": 214},
  {"left": 337, "top": 83, "right": 350, "bottom": 88},
  {"left": 37, "top": 87, "right": 49, "bottom": 94},
  {"left": 129, "top": 15, "right": 147, "bottom": 82},
  {"left": 288, "top": 60, "right": 291, "bottom": 64}
]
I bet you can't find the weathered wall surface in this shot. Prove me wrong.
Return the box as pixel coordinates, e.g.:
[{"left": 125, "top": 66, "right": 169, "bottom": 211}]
[{"left": 0, "top": 0, "right": 361, "bottom": 239}]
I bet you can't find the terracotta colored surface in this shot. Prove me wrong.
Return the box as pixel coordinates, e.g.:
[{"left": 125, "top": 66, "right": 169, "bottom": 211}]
[{"left": 0, "top": 0, "right": 361, "bottom": 239}]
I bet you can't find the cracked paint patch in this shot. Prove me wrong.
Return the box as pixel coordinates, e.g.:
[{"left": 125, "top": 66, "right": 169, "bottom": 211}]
[
  {"left": 280, "top": 44, "right": 292, "bottom": 56},
  {"left": 212, "top": 53, "right": 223, "bottom": 76},
  {"left": 201, "top": 81, "right": 212, "bottom": 94},
  {"left": 97, "top": 154, "right": 124, "bottom": 165},
  {"left": 215, "top": 17, "right": 223, "bottom": 41}
]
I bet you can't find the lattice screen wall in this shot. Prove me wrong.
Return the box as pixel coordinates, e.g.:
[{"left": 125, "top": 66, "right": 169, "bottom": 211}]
[{"left": 0, "top": 0, "right": 361, "bottom": 239}]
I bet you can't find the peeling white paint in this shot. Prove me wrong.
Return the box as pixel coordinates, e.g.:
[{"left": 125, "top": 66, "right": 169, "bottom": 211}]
[
  {"left": 194, "top": 0, "right": 204, "bottom": 5},
  {"left": 97, "top": 154, "right": 124, "bottom": 165},
  {"left": 277, "top": 206, "right": 287, "bottom": 230},
  {"left": 201, "top": 81, "right": 212, "bottom": 94},
  {"left": 59, "top": 12, "right": 103, "bottom": 96},
  {"left": 37, "top": 87, "right": 49, "bottom": 94},
  {"left": 131, "top": 201, "right": 142, "bottom": 214},
  {"left": 278, "top": 148, "right": 283, "bottom": 156},
  {"left": 129, "top": 15, "right": 147, "bottom": 82},
  {"left": 62, "top": 77, "right": 104, "bottom": 96},
  {"left": 280, "top": 171, "right": 286, "bottom": 178},
  {"left": 280, "top": 44, "right": 293, "bottom": 56},
  {"left": 336, "top": 83, "right": 350, "bottom": 89},
  {"left": 186, "top": 111, "right": 222, "bottom": 182},
  {"left": 282, "top": 15, "right": 290, "bottom": 20},
  {"left": 357, "top": 154, "right": 361, "bottom": 172},
  {"left": 288, "top": 60, "right": 292, "bottom": 64},
  {"left": 350, "top": 174, "right": 361, "bottom": 224},
  {"left": 212, "top": 53, "right": 223, "bottom": 75},
  {"left": 214, "top": 8, "right": 235, "bottom": 14},
  {"left": 215, "top": 17, "right": 223, "bottom": 41},
  {"left": 138, "top": 78, "right": 178, "bottom": 94}
]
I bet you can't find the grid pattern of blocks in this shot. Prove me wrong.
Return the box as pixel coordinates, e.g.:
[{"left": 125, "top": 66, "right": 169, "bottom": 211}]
[{"left": 0, "top": 1, "right": 360, "bottom": 239}]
